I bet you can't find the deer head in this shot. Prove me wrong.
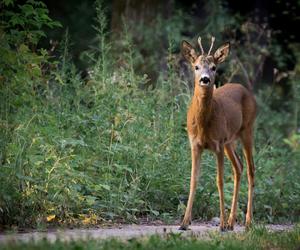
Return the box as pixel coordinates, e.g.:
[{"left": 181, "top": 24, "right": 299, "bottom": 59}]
[{"left": 181, "top": 36, "right": 230, "bottom": 89}]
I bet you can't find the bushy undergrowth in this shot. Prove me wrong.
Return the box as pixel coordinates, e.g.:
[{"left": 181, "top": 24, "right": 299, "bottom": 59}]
[{"left": 0, "top": 0, "right": 299, "bottom": 228}]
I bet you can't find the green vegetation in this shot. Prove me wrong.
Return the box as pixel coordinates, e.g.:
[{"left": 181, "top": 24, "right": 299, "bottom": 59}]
[
  {"left": 0, "top": 0, "right": 299, "bottom": 230},
  {"left": 1, "top": 226, "right": 300, "bottom": 250}
]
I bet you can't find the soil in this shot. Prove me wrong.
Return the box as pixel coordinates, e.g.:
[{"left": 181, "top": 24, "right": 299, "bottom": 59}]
[{"left": 0, "top": 223, "right": 294, "bottom": 244}]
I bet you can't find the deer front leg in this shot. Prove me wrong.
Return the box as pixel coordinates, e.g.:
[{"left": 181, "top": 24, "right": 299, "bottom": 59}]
[
  {"left": 179, "top": 144, "right": 201, "bottom": 230},
  {"left": 216, "top": 149, "right": 225, "bottom": 231}
]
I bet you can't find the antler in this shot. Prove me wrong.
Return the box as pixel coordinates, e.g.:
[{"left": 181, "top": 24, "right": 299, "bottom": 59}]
[
  {"left": 197, "top": 36, "right": 204, "bottom": 55},
  {"left": 207, "top": 36, "right": 215, "bottom": 56},
  {"left": 198, "top": 36, "right": 215, "bottom": 55}
]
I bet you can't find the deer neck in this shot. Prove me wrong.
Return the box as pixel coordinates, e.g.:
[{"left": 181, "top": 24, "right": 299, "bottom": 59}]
[{"left": 191, "top": 84, "right": 214, "bottom": 136}]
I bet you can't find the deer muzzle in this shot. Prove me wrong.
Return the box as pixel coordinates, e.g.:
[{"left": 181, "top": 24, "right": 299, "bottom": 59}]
[{"left": 200, "top": 76, "right": 211, "bottom": 86}]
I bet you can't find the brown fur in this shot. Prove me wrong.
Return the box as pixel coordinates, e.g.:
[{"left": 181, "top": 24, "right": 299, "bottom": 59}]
[
  {"left": 188, "top": 83, "right": 256, "bottom": 151},
  {"left": 179, "top": 39, "right": 257, "bottom": 231}
]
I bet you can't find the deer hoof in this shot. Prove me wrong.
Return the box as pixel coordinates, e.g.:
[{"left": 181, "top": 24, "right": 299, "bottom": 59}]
[
  {"left": 245, "top": 223, "right": 253, "bottom": 231},
  {"left": 219, "top": 226, "right": 227, "bottom": 232},
  {"left": 225, "top": 224, "right": 234, "bottom": 231},
  {"left": 245, "top": 218, "right": 253, "bottom": 231},
  {"left": 179, "top": 225, "right": 189, "bottom": 231}
]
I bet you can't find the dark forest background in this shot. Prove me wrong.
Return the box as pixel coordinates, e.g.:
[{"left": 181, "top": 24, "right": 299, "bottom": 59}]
[
  {"left": 42, "top": 0, "right": 299, "bottom": 69},
  {"left": 0, "top": 0, "right": 299, "bottom": 229}
]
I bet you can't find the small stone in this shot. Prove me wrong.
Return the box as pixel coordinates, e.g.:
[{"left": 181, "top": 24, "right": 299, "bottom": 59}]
[{"left": 210, "top": 217, "right": 220, "bottom": 226}]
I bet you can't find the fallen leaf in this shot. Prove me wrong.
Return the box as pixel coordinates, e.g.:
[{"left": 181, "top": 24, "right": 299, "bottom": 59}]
[{"left": 47, "top": 215, "right": 56, "bottom": 222}]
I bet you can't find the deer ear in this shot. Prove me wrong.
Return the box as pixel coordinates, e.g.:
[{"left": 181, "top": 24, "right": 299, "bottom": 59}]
[
  {"left": 181, "top": 40, "right": 198, "bottom": 64},
  {"left": 213, "top": 42, "right": 230, "bottom": 64}
]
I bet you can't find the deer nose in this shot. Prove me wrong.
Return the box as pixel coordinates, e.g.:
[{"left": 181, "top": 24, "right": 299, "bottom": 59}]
[{"left": 200, "top": 76, "right": 210, "bottom": 84}]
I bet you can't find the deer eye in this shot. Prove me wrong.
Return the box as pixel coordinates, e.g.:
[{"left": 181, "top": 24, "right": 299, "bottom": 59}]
[
  {"left": 195, "top": 65, "right": 199, "bottom": 70},
  {"left": 211, "top": 65, "right": 216, "bottom": 71}
]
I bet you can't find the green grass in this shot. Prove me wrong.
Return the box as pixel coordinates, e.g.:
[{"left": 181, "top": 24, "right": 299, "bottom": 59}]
[{"left": 1, "top": 226, "right": 299, "bottom": 250}]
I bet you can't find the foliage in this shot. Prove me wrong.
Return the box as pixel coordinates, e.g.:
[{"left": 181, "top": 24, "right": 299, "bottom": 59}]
[
  {"left": 0, "top": 0, "right": 299, "bottom": 229},
  {"left": 0, "top": 0, "right": 61, "bottom": 163}
]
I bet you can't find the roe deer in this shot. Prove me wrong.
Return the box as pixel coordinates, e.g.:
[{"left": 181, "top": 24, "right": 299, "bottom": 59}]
[{"left": 179, "top": 36, "right": 257, "bottom": 231}]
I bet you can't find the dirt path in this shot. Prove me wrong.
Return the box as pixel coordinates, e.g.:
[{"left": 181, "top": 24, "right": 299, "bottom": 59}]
[{"left": 0, "top": 224, "right": 294, "bottom": 244}]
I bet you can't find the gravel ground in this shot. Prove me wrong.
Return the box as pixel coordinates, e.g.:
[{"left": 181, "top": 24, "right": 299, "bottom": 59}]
[{"left": 0, "top": 223, "right": 294, "bottom": 244}]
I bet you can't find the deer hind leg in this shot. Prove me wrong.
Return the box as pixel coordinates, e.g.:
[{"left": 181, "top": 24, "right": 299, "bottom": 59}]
[
  {"left": 179, "top": 144, "right": 201, "bottom": 230},
  {"left": 216, "top": 149, "right": 225, "bottom": 231},
  {"left": 241, "top": 130, "right": 255, "bottom": 228},
  {"left": 224, "top": 143, "right": 243, "bottom": 230}
]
